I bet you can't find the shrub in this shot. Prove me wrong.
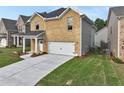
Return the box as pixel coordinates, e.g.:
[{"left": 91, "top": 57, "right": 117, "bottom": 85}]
[
  {"left": 6, "top": 46, "right": 9, "bottom": 48},
  {"left": 31, "top": 52, "right": 47, "bottom": 57},
  {"left": 10, "top": 45, "right": 16, "bottom": 48},
  {"left": 89, "top": 47, "right": 95, "bottom": 52},
  {"left": 113, "top": 57, "right": 123, "bottom": 64},
  {"left": 31, "top": 53, "right": 38, "bottom": 57}
]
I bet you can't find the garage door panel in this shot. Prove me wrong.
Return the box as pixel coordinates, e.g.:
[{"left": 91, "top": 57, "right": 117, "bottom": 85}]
[{"left": 48, "top": 42, "right": 75, "bottom": 56}]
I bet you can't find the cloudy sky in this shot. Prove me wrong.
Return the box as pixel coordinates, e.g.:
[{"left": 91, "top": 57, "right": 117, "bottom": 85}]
[{"left": 0, "top": 6, "right": 110, "bottom": 21}]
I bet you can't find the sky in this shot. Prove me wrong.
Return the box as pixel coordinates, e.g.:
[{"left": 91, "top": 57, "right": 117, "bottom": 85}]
[{"left": 0, "top": 6, "right": 110, "bottom": 21}]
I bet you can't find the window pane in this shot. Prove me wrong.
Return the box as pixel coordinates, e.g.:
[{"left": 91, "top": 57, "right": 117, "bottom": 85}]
[
  {"left": 67, "top": 17, "right": 73, "bottom": 30},
  {"left": 67, "top": 17, "right": 73, "bottom": 25}
]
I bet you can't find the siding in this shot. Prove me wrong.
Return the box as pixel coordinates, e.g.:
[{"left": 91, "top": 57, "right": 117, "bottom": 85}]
[
  {"left": 81, "top": 18, "right": 95, "bottom": 55},
  {"left": 17, "top": 17, "right": 25, "bottom": 33},
  {"left": 0, "top": 20, "right": 7, "bottom": 34},
  {"left": 108, "top": 11, "right": 118, "bottom": 57},
  {"left": 95, "top": 27, "right": 108, "bottom": 47}
]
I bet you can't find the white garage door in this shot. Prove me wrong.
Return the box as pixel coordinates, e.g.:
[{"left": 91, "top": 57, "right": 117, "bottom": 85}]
[
  {"left": 0, "top": 38, "right": 7, "bottom": 47},
  {"left": 48, "top": 42, "right": 75, "bottom": 56}
]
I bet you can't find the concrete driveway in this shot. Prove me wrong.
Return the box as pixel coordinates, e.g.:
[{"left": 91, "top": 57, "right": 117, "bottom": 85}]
[{"left": 0, "top": 54, "right": 73, "bottom": 86}]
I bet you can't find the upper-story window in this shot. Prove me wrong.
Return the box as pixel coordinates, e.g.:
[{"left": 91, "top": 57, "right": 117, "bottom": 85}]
[
  {"left": 67, "top": 17, "right": 73, "bottom": 31},
  {"left": 36, "top": 24, "right": 39, "bottom": 30},
  {"left": 35, "top": 21, "right": 40, "bottom": 30}
]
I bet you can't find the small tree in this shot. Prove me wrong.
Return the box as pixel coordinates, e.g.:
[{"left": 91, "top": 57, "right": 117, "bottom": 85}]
[{"left": 95, "top": 18, "right": 107, "bottom": 31}]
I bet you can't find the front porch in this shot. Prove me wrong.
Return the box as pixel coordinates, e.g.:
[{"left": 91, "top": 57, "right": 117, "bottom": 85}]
[
  {"left": 22, "top": 31, "right": 45, "bottom": 54},
  {"left": 12, "top": 33, "right": 24, "bottom": 47}
]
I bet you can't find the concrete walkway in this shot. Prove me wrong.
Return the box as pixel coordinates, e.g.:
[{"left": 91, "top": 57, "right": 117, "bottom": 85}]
[{"left": 0, "top": 54, "right": 73, "bottom": 86}]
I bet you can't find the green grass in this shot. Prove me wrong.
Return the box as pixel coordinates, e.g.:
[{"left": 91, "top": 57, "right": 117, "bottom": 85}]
[
  {"left": 37, "top": 52, "right": 124, "bottom": 86},
  {"left": 0, "top": 47, "right": 30, "bottom": 68}
]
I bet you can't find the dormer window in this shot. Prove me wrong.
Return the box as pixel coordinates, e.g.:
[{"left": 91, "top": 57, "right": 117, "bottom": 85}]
[{"left": 36, "top": 24, "right": 39, "bottom": 30}]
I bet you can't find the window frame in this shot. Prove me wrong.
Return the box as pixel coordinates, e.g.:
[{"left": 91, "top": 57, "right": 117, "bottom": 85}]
[{"left": 67, "top": 17, "right": 73, "bottom": 31}]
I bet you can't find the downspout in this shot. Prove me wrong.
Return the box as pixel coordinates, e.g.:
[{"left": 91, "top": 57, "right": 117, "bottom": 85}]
[{"left": 117, "top": 17, "right": 120, "bottom": 58}]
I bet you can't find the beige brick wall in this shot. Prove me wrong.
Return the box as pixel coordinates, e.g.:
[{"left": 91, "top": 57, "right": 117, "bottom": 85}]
[
  {"left": 45, "top": 9, "right": 81, "bottom": 55},
  {"left": 119, "top": 18, "right": 124, "bottom": 60}
]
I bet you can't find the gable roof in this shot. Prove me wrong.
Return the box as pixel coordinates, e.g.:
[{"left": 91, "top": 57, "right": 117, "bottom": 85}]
[
  {"left": 20, "top": 15, "right": 31, "bottom": 23},
  {"left": 28, "top": 7, "right": 83, "bottom": 22},
  {"left": 110, "top": 6, "right": 124, "bottom": 16},
  {"left": 36, "top": 8, "right": 67, "bottom": 18},
  {"left": 1, "top": 18, "right": 17, "bottom": 31},
  {"left": 37, "top": 12, "right": 47, "bottom": 18},
  {"left": 45, "top": 8, "right": 67, "bottom": 18}
]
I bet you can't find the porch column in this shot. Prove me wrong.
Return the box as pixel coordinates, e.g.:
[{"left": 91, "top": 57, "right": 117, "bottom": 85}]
[
  {"left": 35, "top": 38, "right": 38, "bottom": 53},
  {"left": 13, "top": 36, "right": 16, "bottom": 45},
  {"left": 23, "top": 37, "right": 25, "bottom": 53},
  {"left": 17, "top": 36, "right": 19, "bottom": 47}
]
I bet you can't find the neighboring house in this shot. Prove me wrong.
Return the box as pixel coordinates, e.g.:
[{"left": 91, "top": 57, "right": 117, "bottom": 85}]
[
  {"left": 108, "top": 6, "right": 124, "bottom": 60},
  {"left": 22, "top": 7, "right": 96, "bottom": 56},
  {"left": 95, "top": 26, "right": 108, "bottom": 47},
  {"left": 0, "top": 18, "right": 18, "bottom": 47},
  {"left": 11, "top": 15, "right": 31, "bottom": 47}
]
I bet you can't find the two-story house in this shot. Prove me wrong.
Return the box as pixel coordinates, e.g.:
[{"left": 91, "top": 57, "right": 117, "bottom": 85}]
[
  {"left": 22, "top": 7, "right": 96, "bottom": 56},
  {"left": 11, "top": 15, "right": 31, "bottom": 47}
]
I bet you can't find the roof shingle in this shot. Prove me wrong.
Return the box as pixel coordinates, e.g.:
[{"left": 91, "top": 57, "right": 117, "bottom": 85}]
[
  {"left": 110, "top": 6, "right": 124, "bottom": 16},
  {"left": 37, "top": 8, "right": 67, "bottom": 18},
  {"left": 20, "top": 15, "right": 31, "bottom": 23},
  {"left": 1, "top": 18, "right": 17, "bottom": 31}
]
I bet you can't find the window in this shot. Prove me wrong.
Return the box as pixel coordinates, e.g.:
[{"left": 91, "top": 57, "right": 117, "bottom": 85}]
[
  {"left": 35, "top": 21, "right": 40, "bottom": 30},
  {"left": 36, "top": 24, "right": 39, "bottom": 30},
  {"left": 67, "top": 17, "right": 73, "bottom": 31}
]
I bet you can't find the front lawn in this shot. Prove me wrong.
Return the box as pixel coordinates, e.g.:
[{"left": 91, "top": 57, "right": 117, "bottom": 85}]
[
  {"left": 0, "top": 47, "right": 30, "bottom": 68},
  {"left": 37, "top": 52, "right": 124, "bottom": 86}
]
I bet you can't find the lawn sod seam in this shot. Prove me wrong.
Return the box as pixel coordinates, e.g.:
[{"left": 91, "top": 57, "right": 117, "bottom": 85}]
[
  {"left": 66, "top": 58, "right": 95, "bottom": 86},
  {"left": 111, "top": 61, "right": 124, "bottom": 85},
  {"left": 102, "top": 55, "right": 121, "bottom": 85},
  {"left": 73, "top": 57, "right": 98, "bottom": 85},
  {"left": 110, "top": 60, "right": 122, "bottom": 85}
]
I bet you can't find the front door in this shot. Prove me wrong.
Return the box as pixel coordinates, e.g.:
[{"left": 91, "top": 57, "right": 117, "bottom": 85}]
[{"left": 39, "top": 40, "right": 43, "bottom": 52}]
